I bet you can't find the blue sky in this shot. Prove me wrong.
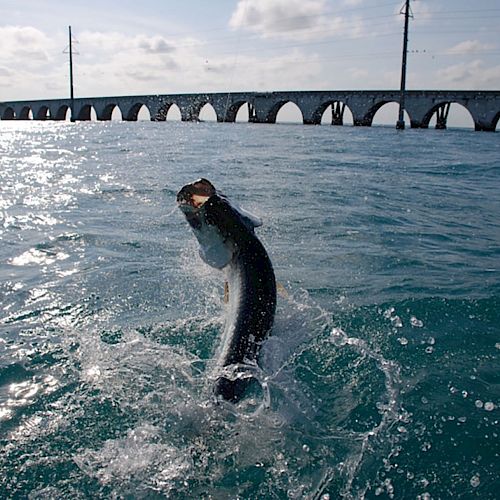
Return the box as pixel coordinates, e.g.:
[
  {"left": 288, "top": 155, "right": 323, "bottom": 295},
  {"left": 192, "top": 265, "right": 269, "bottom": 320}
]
[{"left": 0, "top": 0, "right": 499, "bottom": 124}]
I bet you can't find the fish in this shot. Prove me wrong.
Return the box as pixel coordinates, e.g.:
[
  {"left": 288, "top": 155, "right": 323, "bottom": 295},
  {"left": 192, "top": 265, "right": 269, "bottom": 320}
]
[{"left": 177, "top": 179, "right": 276, "bottom": 402}]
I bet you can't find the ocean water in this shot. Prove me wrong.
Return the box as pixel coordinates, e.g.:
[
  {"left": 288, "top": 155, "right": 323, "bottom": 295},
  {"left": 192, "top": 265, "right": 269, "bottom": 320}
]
[{"left": 0, "top": 120, "right": 498, "bottom": 499}]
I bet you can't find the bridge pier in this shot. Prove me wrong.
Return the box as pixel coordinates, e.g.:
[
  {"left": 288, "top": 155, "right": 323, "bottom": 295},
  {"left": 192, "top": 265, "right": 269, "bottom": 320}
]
[
  {"left": 435, "top": 102, "right": 450, "bottom": 130},
  {"left": 332, "top": 102, "right": 345, "bottom": 126}
]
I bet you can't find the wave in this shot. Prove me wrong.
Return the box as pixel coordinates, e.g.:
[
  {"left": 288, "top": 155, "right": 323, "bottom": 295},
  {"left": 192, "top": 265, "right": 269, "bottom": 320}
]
[{"left": 0, "top": 283, "right": 409, "bottom": 498}]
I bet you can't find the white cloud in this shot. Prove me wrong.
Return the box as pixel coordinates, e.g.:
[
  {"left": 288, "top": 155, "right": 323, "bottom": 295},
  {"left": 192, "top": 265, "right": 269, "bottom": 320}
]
[
  {"left": 77, "top": 31, "right": 181, "bottom": 56},
  {"left": 53, "top": 29, "right": 325, "bottom": 97},
  {"left": 437, "top": 59, "right": 500, "bottom": 89},
  {"left": 0, "top": 66, "right": 14, "bottom": 77},
  {"left": 0, "top": 26, "right": 54, "bottom": 64},
  {"left": 446, "top": 40, "right": 495, "bottom": 55},
  {"left": 229, "top": 0, "right": 363, "bottom": 41}
]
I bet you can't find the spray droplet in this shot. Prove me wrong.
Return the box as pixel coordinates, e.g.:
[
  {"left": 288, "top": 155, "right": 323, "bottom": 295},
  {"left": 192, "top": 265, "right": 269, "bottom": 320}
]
[
  {"left": 410, "top": 316, "right": 423, "bottom": 327},
  {"left": 470, "top": 474, "right": 480, "bottom": 487}
]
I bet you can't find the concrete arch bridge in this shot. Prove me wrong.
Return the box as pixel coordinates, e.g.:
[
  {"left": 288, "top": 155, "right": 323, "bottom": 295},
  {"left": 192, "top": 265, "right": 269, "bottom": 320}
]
[{"left": 1, "top": 90, "right": 499, "bottom": 131}]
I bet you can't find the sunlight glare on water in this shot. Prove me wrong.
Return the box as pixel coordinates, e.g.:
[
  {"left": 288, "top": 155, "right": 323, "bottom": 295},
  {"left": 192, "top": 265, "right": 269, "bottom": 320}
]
[{"left": 0, "top": 120, "right": 499, "bottom": 498}]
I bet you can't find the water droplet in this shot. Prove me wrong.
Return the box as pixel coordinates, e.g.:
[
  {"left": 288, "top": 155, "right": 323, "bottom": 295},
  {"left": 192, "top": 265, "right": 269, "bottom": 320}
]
[
  {"left": 410, "top": 316, "right": 423, "bottom": 327},
  {"left": 470, "top": 474, "right": 480, "bottom": 487},
  {"left": 398, "top": 337, "right": 408, "bottom": 345},
  {"left": 462, "top": 391, "right": 468, "bottom": 398},
  {"left": 383, "top": 307, "right": 395, "bottom": 319},
  {"left": 392, "top": 315, "right": 403, "bottom": 328},
  {"left": 475, "top": 400, "right": 484, "bottom": 409},
  {"left": 302, "top": 444, "right": 310, "bottom": 452},
  {"left": 484, "top": 402, "right": 495, "bottom": 411},
  {"left": 420, "top": 442, "right": 431, "bottom": 452},
  {"left": 425, "top": 346, "right": 434, "bottom": 354}
]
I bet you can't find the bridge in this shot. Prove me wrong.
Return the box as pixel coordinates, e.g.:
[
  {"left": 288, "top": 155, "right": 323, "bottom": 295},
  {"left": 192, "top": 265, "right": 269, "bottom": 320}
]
[{"left": 1, "top": 90, "right": 499, "bottom": 131}]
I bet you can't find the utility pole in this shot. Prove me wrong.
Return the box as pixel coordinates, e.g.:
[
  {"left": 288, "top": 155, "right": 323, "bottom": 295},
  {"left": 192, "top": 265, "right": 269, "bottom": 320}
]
[
  {"left": 396, "top": 0, "right": 411, "bottom": 130},
  {"left": 68, "top": 26, "right": 75, "bottom": 122}
]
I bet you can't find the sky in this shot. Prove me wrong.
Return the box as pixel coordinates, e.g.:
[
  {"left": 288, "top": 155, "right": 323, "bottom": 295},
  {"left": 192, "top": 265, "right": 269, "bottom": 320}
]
[{"left": 0, "top": 0, "right": 499, "bottom": 124}]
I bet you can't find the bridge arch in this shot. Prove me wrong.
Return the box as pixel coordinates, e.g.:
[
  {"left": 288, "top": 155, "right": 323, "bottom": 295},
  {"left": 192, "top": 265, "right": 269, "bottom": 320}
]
[
  {"left": 55, "top": 105, "right": 71, "bottom": 121},
  {"left": 271, "top": 100, "right": 303, "bottom": 124},
  {"left": 18, "top": 106, "right": 33, "bottom": 120},
  {"left": 1, "top": 107, "right": 15, "bottom": 120},
  {"left": 98, "top": 103, "right": 121, "bottom": 121},
  {"left": 35, "top": 106, "right": 51, "bottom": 120},
  {"left": 151, "top": 102, "right": 182, "bottom": 121},
  {"left": 314, "top": 100, "right": 354, "bottom": 126},
  {"left": 224, "top": 100, "right": 250, "bottom": 122},
  {"left": 77, "top": 104, "right": 97, "bottom": 121},
  {"left": 198, "top": 102, "right": 217, "bottom": 122},
  {"left": 124, "top": 102, "right": 150, "bottom": 121},
  {"left": 235, "top": 102, "right": 251, "bottom": 122},
  {"left": 137, "top": 105, "right": 151, "bottom": 121},
  {"left": 166, "top": 103, "right": 181, "bottom": 121},
  {"left": 422, "top": 102, "right": 475, "bottom": 130},
  {"left": 366, "top": 101, "right": 411, "bottom": 127}
]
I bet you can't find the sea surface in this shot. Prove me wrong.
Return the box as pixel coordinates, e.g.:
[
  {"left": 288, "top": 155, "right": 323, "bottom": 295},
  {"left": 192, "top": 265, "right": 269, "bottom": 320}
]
[{"left": 0, "top": 120, "right": 499, "bottom": 499}]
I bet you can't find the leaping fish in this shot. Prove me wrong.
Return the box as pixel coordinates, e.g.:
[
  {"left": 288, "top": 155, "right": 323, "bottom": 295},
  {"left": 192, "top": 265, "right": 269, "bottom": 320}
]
[{"left": 177, "top": 179, "right": 276, "bottom": 402}]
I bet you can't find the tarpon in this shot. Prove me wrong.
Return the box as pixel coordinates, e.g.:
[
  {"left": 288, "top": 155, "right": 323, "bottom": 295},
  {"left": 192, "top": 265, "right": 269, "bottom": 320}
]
[{"left": 177, "top": 179, "right": 276, "bottom": 402}]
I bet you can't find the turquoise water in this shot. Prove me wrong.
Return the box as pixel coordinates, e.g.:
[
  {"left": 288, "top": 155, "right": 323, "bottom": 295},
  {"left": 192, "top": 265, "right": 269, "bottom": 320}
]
[{"left": 0, "top": 121, "right": 499, "bottom": 498}]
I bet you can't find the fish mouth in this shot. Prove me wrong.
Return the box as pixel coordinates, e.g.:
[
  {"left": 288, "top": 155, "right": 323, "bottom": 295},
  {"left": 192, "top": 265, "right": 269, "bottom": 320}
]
[{"left": 177, "top": 178, "right": 216, "bottom": 211}]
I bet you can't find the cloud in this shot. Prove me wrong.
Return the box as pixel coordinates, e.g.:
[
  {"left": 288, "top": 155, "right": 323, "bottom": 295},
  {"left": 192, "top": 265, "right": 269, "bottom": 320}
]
[
  {"left": 0, "top": 66, "right": 14, "bottom": 77},
  {"left": 137, "top": 36, "right": 175, "bottom": 54},
  {"left": 437, "top": 59, "right": 500, "bottom": 89},
  {"left": 446, "top": 40, "right": 495, "bottom": 55},
  {"left": 229, "top": 0, "right": 363, "bottom": 40},
  {"left": 78, "top": 31, "right": 178, "bottom": 56},
  {"left": 0, "top": 27, "right": 201, "bottom": 98},
  {"left": 0, "top": 26, "right": 53, "bottom": 64}
]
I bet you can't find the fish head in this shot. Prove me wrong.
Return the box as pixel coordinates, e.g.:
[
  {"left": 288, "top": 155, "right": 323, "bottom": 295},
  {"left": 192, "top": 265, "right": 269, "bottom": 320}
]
[
  {"left": 177, "top": 178, "right": 216, "bottom": 214},
  {"left": 177, "top": 178, "right": 233, "bottom": 269}
]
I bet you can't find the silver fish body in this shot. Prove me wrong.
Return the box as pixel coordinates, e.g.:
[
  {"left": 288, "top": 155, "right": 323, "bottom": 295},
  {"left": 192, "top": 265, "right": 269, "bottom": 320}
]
[{"left": 177, "top": 179, "right": 276, "bottom": 401}]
